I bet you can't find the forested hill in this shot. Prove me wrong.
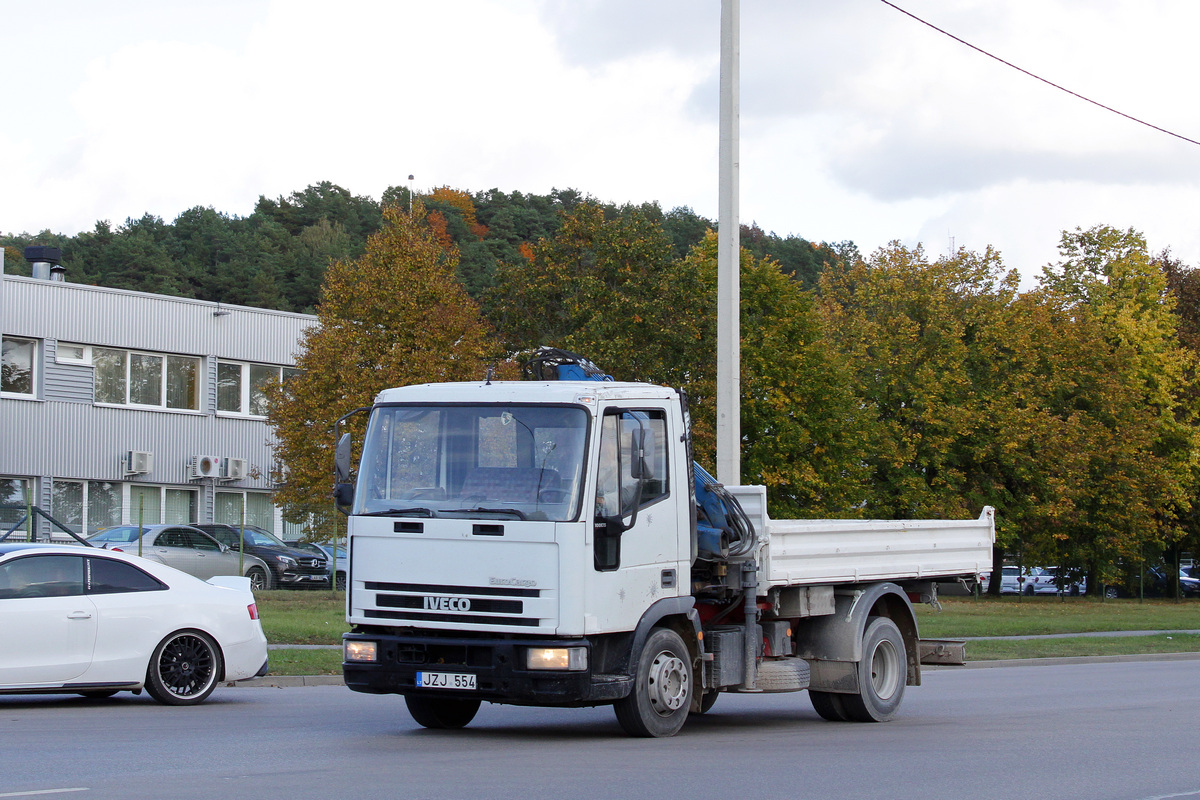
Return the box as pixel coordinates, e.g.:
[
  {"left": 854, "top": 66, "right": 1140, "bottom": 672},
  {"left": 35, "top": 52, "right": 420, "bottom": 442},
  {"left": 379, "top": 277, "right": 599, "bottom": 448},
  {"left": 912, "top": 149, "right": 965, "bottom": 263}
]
[{"left": 1, "top": 181, "right": 851, "bottom": 313}]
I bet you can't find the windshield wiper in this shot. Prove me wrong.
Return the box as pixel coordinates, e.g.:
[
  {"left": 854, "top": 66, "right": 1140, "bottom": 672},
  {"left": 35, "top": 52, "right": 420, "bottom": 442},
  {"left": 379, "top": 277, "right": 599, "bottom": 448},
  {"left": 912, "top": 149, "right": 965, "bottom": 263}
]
[
  {"left": 442, "top": 507, "right": 528, "bottom": 520},
  {"left": 359, "top": 507, "right": 436, "bottom": 518}
]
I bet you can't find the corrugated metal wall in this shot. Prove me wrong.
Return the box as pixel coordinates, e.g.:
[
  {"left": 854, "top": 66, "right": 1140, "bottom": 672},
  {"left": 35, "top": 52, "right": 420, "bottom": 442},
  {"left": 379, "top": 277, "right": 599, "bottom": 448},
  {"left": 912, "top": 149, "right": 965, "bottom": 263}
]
[
  {"left": 5, "top": 401, "right": 279, "bottom": 487},
  {"left": 4, "top": 276, "right": 313, "bottom": 364},
  {"left": 1, "top": 271, "right": 319, "bottom": 529}
]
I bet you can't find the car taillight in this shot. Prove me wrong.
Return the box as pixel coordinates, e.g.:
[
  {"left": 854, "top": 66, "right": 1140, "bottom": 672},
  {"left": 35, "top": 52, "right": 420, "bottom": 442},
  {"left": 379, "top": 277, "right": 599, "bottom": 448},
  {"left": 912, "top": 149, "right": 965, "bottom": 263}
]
[
  {"left": 248, "top": 603, "right": 259, "bottom": 620},
  {"left": 111, "top": 547, "right": 124, "bottom": 553}
]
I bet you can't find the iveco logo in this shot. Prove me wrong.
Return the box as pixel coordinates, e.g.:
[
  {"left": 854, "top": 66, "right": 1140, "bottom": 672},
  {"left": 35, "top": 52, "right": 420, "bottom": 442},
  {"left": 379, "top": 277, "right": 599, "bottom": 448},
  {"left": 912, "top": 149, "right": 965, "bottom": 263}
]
[{"left": 424, "top": 596, "right": 471, "bottom": 612}]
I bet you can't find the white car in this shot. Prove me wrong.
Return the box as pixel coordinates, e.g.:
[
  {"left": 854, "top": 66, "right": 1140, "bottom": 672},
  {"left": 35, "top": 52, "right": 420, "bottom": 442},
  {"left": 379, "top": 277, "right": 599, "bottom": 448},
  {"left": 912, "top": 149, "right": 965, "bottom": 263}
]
[{"left": 0, "top": 543, "right": 268, "bottom": 705}]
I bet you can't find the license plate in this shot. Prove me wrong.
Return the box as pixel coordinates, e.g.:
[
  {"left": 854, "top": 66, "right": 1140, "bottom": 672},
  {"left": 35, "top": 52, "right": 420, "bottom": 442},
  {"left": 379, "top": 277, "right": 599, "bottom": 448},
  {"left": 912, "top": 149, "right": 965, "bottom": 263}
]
[{"left": 416, "top": 671, "right": 476, "bottom": 690}]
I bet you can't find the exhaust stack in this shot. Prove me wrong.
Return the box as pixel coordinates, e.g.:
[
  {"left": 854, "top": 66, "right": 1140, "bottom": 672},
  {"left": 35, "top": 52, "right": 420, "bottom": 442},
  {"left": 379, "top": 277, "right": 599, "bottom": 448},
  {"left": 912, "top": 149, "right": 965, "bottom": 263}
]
[{"left": 23, "top": 246, "right": 65, "bottom": 281}]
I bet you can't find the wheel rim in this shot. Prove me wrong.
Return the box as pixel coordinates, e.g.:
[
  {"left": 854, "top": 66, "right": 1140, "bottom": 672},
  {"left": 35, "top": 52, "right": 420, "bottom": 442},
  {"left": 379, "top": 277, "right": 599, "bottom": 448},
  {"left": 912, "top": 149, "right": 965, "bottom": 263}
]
[
  {"left": 158, "top": 634, "right": 216, "bottom": 698},
  {"left": 249, "top": 571, "right": 265, "bottom": 591},
  {"left": 646, "top": 650, "right": 690, "bottom": 715},
  {"left": 868, "top": 638, "right": 902, "bottom": 701}
]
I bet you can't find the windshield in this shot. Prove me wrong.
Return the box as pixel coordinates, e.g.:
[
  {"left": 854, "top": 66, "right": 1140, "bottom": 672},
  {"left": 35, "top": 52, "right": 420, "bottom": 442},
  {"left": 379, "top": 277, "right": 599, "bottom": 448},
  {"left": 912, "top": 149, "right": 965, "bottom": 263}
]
[
  {"left": 89, "top": 526, "right": 147, "bottom": 543},
  {"left": 354, "top": 404, "right": 589, "bottom": 522},
  {"left": 244, "top": 527, "right": 287, "bottom": 547}
]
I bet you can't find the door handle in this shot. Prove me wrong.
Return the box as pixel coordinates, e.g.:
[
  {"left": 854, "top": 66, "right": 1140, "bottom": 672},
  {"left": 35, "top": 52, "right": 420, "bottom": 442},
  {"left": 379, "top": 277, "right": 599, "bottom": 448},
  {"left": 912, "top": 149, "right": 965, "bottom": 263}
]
[{"left": 67, "top": 611, "right": 92, "bottom": 620}]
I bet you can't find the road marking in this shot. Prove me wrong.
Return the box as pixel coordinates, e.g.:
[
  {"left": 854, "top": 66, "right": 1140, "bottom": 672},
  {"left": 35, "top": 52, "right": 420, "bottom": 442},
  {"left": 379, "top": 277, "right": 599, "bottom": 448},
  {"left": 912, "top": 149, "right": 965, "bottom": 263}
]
[
  {"left": 1137, "top": 792, "right": 1200, "bottom": 800},
  {"left": 0, "top": 790, "right": 89, "bottom": 798}
]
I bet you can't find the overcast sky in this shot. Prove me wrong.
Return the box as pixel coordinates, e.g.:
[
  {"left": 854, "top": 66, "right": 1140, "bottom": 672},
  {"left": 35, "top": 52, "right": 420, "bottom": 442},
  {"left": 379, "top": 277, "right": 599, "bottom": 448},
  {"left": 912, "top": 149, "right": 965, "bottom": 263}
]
[{"left": 4, "top": 0, "right": 1199, "bottom": 284}]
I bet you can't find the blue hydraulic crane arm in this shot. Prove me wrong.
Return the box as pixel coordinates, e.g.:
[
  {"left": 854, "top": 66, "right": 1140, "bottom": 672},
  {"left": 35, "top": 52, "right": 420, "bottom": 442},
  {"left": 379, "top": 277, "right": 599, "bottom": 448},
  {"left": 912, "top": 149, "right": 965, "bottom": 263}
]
[{"left": 520, "top": 347, "right": 755, "bottom": 561}]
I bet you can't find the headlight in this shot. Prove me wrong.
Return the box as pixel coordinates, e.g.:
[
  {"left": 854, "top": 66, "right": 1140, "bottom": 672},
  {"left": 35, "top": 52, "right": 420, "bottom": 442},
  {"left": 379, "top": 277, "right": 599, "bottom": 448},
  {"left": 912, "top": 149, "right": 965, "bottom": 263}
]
[
  {"left": 344, "top": 641, "right": 378, "bottom": 662},
  {"left": 526, "top": 646, "right": 588, "bottom": 671},
  {"left": 275, "top": 555, "right": 297, "bottom": 567}
]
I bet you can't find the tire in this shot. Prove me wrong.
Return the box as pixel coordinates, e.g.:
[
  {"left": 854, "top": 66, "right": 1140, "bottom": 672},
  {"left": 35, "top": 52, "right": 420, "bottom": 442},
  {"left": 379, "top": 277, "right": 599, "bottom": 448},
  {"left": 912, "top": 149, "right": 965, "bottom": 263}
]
[
  {"left": 809, "top": 690, "right": 850, "bottom": 722},
  {"left": 1104, "top": 586, "right": 1119, "bottom": 599},
  {"left": 246, "top": 567, "right": 269, "bottom": 592},
  {"left": 696, "top": 690, "right": 720, "bottom": 715},
  {"left": 145, "top": 630, "right": 223, "bottom": 706},
  {"left": 405, "top": 695, "right": 481, "bottom": 729},
  {"left": 840, "top": 616, "right": 906, "bottom": 723},
  {"left": 76, "top": 690, "right": 120, "bottom": 699},
  {"left": 613, "top": 627, "right": 693, "bottom": 737},
  {"left": 1023, "top": 583, "right": 1035, "bottom": 596},
  {"left": 335, "top": 571, "right": 347, "bottom": 591}
]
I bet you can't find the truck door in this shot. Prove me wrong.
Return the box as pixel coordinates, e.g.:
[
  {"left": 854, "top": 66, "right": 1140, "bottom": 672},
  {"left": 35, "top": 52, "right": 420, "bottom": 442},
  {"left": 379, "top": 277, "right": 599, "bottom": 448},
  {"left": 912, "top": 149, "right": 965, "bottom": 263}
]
[{"left": 586, "top": 406, "right": 686, "bottom": 634}]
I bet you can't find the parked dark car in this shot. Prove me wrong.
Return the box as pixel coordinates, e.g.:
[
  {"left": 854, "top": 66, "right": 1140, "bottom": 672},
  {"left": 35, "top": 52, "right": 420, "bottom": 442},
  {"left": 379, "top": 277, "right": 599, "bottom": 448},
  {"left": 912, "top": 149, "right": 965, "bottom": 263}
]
[
  {"left": 191, "top": 523, "right": 328, "bottom": 589},
  {"left": 1105, "top": 566, "right": 1200, "bottom": 599},
  {"left": 284, "top": 540, "right": 347, "bottom": 590}
]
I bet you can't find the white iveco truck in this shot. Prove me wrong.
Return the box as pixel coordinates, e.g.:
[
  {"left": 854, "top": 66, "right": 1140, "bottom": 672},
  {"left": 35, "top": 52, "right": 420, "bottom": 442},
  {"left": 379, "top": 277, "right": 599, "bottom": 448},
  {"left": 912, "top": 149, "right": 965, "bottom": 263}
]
[{"left": 337, "top": 356, "right": 994, "bottom": 737}]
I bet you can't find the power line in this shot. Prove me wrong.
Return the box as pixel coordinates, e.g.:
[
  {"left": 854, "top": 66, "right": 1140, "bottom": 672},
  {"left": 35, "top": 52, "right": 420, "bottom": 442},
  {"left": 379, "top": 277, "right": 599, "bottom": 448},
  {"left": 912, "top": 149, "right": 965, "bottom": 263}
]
[{"left": 879, "top": 0, "right": 1200, "bottom": 148}]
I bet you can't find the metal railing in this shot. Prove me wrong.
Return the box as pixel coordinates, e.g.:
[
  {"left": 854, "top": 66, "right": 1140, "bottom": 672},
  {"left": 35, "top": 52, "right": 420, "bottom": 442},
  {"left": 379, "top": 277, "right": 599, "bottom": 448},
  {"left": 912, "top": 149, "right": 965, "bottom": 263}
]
[{"left": 0, "top": 504, "right": 92, "bottom": 546}]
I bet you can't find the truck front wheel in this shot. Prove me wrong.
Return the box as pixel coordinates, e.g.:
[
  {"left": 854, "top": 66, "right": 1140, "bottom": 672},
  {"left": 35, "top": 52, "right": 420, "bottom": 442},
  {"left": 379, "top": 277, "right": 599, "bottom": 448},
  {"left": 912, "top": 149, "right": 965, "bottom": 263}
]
[
  {"left": 842, "top": 616, "right": 906, "bottom": 722},
  {"left": 405, "top": 695, "right": 481, "bottom": 729},
  {"left": 614, "top": 627, "right": 693, "bottom": 737}
]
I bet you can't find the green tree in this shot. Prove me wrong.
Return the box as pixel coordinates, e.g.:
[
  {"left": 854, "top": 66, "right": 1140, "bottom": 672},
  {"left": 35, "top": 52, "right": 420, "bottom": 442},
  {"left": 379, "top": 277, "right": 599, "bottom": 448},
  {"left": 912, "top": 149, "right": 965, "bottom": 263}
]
[
  {"left": 684, "top": 232, "right": 872, "bottom": 514},
  {"left": 818, "top": 243, "right": 1025, "bottom": 521},
  {"left": 486, "top": 203, "right": 710, "bottom": 397},
  {"left": 1035, "top": 226, "right": 1198, "bottom": 593},
  {"left": 267, "top": 203, "right": 503, "bottom": 531}
]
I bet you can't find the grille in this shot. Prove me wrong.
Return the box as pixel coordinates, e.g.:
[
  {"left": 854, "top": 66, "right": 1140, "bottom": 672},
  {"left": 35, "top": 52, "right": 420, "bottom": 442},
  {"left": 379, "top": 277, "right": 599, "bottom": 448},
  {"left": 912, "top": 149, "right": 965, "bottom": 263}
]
[{"left": 365, "top": 581, "right": 542, "bottom": 628}]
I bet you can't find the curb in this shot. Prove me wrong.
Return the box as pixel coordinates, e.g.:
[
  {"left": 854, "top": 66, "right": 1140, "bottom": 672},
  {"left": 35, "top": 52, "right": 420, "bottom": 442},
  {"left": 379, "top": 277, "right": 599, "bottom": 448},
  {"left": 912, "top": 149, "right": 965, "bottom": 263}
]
[
  {"left": 230, "top": 675, "right": 345, "bottom": 688},
  {"left": 951, "top": 650, "right": 1200, "bottom": 669}
]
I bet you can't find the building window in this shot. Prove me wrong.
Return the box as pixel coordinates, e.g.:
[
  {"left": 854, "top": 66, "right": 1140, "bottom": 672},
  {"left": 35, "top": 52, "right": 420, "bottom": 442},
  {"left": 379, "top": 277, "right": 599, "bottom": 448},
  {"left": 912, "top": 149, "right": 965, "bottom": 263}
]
[
  {"left": 55, "top": 342, "right": 89, "bottom": 364},
  {"left": 92, "top": 347, "right": 200, "bottom": 410},
  {"left": 51, "top": 481, "right": 197, "bottom": 534},
  {"left": 217, "top": 361, "right": 300, "bottom": 416},
  {"left": 215, "top": 490, "right": 275, "bottom": 533},
  {"left": 51, "top": 480, "right": 123, "bottom": 535},
  {"left": 2, "top": 336, "right": 37, "bottom": 397},
  {"left": 1, "top": 477, "right": 30, "bottom": 506}
]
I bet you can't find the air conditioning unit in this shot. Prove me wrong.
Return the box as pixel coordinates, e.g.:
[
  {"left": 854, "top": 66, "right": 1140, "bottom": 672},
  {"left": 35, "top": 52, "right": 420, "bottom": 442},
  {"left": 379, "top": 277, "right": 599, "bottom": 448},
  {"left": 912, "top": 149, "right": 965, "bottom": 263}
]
[
  {"left": 222, "top": 457, "right": 248, "bottom": 481},
  {"left": 190, "top": 455, "right": 222, "bottom": 479},
  {"left": 125, "top": 450, "right": 153, "bottom": 475}
]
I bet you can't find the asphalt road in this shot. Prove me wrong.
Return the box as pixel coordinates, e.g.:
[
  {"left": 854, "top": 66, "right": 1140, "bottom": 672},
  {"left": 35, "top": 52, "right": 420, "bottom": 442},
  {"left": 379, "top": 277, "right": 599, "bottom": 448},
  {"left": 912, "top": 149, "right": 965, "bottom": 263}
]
[{"left": 3, "top": 658, "right": 1198, "bottom": 800}]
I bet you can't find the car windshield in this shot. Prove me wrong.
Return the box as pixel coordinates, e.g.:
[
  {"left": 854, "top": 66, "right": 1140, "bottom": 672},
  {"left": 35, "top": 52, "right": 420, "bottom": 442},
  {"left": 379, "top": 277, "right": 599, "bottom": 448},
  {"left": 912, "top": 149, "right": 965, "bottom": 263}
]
[
  {"left": 243, "top": 527, "right": 287, "bottom": 547},
  {"left": 354, "top": 403, "right": 589, "bottom": 522},
  {"left": 89, "top": 527, "right": 146, "bottom": 543}
]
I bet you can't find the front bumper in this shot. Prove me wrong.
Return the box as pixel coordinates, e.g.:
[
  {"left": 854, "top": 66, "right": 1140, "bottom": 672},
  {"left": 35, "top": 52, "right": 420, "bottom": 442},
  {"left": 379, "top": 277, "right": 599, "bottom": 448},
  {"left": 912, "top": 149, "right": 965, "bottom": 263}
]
[
  {"left": 279, "top": 571, "right": 331, "bottom": 587},
  {"left": 342, "top": 631, "right": 631, "bottom": 707}
]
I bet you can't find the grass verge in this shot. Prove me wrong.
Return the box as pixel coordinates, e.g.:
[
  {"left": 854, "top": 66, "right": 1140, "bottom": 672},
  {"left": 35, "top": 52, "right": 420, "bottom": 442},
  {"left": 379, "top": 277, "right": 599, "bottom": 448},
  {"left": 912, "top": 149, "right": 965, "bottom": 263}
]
[
  {"left": 266, "top": 648, "right": 343, "bottom": 676},
  {"left": 916, "top": 596, "right": 1200, "bottom": 638},
  {"left": 257, "top": 590, "right": 346, "bottom": 646},
  {"left": 966, "top": 633, "right": 1200, "bottom": 661}
]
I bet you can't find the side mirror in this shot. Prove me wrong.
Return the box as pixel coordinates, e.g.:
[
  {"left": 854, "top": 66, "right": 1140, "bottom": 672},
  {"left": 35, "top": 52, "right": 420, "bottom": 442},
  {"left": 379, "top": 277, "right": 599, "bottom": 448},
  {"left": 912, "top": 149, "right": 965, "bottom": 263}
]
[
  {"left": 333, "top": 482, "right": 355, "bottom": 515},
  {"left": 335, "top": 432, "right": 353, "bottom": 483}
]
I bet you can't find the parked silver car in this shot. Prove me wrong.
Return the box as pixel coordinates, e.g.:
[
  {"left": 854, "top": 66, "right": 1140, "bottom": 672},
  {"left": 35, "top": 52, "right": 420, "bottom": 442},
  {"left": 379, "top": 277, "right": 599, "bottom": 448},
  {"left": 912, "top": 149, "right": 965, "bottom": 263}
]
[{"left": 87, "top": 524, "right": 272, "bottom": 591}]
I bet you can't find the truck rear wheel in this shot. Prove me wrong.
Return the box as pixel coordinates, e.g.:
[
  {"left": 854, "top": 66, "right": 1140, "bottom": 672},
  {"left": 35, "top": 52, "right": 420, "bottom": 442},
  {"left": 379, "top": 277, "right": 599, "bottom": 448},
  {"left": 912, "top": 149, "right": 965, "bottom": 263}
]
[
  {"left": 614, "top": 627, "right": 693, "bottom": 737},
  {"left": 405, "top": 695, "right": 481, "bottom": 729},
  {"left": 809, "top": 691, "right": 850, "bottom": 721},
  {"left": 842, "top": 616, "right": 906, "bottom": 722}
]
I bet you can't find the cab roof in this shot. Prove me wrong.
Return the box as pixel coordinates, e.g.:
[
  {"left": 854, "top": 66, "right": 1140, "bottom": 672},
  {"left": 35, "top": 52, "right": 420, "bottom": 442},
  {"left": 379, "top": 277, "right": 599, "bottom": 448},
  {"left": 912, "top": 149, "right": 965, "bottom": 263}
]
[{"left": 372, "top": 380, "right": 679, "bottom": 407}]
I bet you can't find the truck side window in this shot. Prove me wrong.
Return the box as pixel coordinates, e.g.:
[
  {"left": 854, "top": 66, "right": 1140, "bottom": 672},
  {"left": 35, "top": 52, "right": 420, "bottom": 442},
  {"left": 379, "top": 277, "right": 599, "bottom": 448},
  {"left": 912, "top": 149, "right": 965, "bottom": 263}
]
[
  {"left": 637, "top": 411, "right": 669, "bottom": 506},
  {"left": 594, "top": 409, "right": 671, "bottom": 569}
]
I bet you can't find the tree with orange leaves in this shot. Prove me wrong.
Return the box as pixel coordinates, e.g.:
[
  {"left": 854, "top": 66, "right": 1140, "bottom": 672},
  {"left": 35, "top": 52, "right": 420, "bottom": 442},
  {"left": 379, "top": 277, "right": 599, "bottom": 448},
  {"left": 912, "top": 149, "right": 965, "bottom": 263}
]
[{"left": 265, "top": 202, "right": 506, "bottom": 533}]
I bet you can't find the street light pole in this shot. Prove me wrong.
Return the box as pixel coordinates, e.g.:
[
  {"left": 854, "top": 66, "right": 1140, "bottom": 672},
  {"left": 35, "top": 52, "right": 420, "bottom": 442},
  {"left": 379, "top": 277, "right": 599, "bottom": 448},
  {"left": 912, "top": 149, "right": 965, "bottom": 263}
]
[{"left": 717, "top": 0, "right": 740, "bottom": 487}]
